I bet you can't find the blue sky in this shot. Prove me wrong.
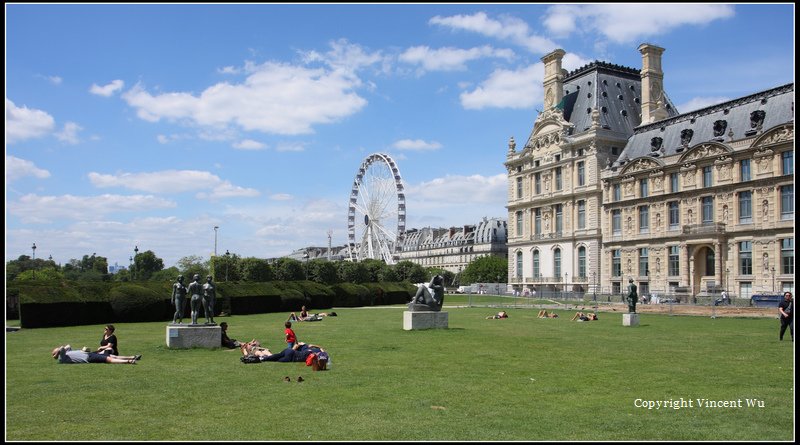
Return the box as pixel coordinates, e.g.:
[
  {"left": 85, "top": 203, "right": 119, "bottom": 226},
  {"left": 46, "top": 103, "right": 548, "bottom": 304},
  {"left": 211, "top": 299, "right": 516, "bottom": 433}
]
[{"left": 5, "top": 3, "right": 795, "bottom": 268}]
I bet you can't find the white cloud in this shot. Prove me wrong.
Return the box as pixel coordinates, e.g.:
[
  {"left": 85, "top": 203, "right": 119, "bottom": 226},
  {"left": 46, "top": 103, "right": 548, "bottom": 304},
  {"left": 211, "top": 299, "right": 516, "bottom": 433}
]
[
  {"left": 217, "top": 65, "right": 241, "bottom": 75},
  {"left": 543, "top": 4, "right": 735, "bottom": 44},
  {"left": 87, "top": 170, "right": 259, "bottom": 200},
  {"left": 56, "top": 121, "right": 82, "bottom": 144},
  {"left": 404, "top": 173, "right": 507, "bottom": 227},
  {"left": 300, "top": 38, "right": 386, "bottom": 77},
  {"left": 36, "top": 74, "right": 63, "bottom": 85},
  {"left": 275, "top": 142, "right": 306, "bottom": 152},
  {"left": 89, "top": 79, "right": 125, "bottom": 97},
  {"left": 7, "top": 193, "right": 175, "bottom": 224},
  {"left": 399, "top": 45, "right": 514, "bottom": 72},
  {"left": 122, "top": 60, "right": 368, "bottom": 136},
  {"left": 675, "top": 96, "right": 731, "bottom": 113},
  {"left": 460, "top": 63, "right": 543, "bottom": 110},
  {"left": 233, "top": 139, "right": 266, "bottom": 150},
  {"left": 430, "top": 12, "right": 558, "bottom": 54},
  {"left": 6, "top": 156, "right": 51, "bottom": 182},
  {"left": 391, "top": 139, "right": 443, "bottom": 151},
  {"left": 270, "top": 193, "right": 293, "bottom": 201},
  {"left": 5, "top": 99, "right": 56, "bottom": 144}
]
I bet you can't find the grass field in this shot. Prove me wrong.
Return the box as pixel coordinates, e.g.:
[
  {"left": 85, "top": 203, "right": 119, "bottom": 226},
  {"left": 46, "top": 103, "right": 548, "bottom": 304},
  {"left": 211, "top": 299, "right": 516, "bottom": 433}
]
[{"left": 5, "top": 305, "right": 794, "bottom": 441}]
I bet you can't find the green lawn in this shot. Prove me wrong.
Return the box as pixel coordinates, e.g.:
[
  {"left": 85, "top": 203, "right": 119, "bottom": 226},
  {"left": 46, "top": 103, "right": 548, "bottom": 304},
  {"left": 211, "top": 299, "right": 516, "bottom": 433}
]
[{"left": 5, "top": 306, "right": 794, "bottom": 441}]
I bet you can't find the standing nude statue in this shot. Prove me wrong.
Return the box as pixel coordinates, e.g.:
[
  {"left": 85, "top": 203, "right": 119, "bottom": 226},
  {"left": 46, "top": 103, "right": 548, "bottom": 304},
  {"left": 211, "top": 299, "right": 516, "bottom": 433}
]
[
  {"left": 202, "top": 275, "right": 216, "bottom": 325},
  {"left": 188, "top": 274, "right": 202, "bottom": 325},
  {"left": 171, "top": 275, "right": 188, "bottom": 324}
]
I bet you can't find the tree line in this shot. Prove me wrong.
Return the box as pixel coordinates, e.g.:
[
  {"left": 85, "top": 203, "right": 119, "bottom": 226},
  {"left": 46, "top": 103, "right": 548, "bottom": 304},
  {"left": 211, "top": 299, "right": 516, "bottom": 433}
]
[{"left": 6, "top": 250, "right": 508, "bottom": 287}]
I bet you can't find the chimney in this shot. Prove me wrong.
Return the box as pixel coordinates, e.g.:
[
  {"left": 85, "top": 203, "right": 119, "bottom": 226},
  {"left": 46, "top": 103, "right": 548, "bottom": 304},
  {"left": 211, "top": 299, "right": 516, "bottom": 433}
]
[
  {"left": 541, "top": 49, "right": 566, "bottom": 110},
  {"left": 638, "top": 43, "right": 668, "bottom": 124}
]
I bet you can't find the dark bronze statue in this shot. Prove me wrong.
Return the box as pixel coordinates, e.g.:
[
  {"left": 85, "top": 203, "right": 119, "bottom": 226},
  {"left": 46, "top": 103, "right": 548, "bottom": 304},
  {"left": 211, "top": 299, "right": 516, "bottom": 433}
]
[
  {"left": 188, "top": 274, "right": 202, "bottom": 325},
  {"left": 626, "top": 278, "right": 638, "bottom": 313},
  {"left": 171, "top": 275, "right": 188, "bottom": 324},
  {"left": 408, "top": 275, "right": 445, "bottom": 312},
  {"left": 202, "top": 275, "right": 216, "bottom": 325}
]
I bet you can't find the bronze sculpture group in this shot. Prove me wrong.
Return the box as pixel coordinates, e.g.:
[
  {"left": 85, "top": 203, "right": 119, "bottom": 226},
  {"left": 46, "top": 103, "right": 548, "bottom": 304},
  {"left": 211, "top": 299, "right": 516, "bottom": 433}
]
[{"left": 172, "top": 274, "right": 216, "bottom": 325}]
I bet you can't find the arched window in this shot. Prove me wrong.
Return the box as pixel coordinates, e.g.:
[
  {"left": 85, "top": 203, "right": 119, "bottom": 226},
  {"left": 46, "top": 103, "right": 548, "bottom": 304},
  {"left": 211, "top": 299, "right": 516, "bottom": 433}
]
[
  {"left": 577, "top": 247, "right": 586, "bottom": 278},
  {"left": 532, "top": 250, "right": 540, "bottom": 278},
  {"left": 516, "top": 251, "right": 523, "bottom": 277},
  {"left": 554, "top": 248, "right": 562, "bottom": 278}
]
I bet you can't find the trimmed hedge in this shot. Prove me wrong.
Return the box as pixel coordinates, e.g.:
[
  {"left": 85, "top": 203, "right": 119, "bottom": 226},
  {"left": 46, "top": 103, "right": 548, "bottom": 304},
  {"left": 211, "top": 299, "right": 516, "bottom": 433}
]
[{"left": 16, "top": 279, "right": 414, "bottom": 328}]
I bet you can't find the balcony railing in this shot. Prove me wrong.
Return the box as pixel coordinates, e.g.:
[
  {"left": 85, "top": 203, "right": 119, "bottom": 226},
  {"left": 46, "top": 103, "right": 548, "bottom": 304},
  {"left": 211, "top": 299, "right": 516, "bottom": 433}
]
[{"left": 682, "top": 222, "right": 726, "bottom": 235}]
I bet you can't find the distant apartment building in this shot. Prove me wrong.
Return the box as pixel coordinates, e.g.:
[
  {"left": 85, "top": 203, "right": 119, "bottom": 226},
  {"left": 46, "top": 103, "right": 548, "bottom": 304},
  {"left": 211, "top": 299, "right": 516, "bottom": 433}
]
[
  {"left": 506, "top": 43, "right": 794, "bottom": 298},
  {"left": 397, "top": 217, "right": 508, "bottom": 274}
]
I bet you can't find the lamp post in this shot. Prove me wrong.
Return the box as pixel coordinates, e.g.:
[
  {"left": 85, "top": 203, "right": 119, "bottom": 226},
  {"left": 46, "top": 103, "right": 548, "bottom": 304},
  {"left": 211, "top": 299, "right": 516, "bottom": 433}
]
[
  {"left": 771, "top": 266, "right": 776, "bottom": 292},
  {"left": 31, "top": 243, "right": 37, "bottom": 278},
  {"left": 565, "top": 272, "right": 569, "bottom": 298},
  {"left": 496, "top": 274, "right": 500, "bottom": 295},
  {"left": 225, "top": 250, "right": 230, "bottom": 282},
  {"left": 725, "top": 267, "right": 730, "bottom": 296},
  {"left": 592, "top": 271, "right": 597, "bottom": 302},
  {"left": 133, "top": 245, "right": 139, "bottom": 281},
  {"left": 303, "top": 252, "right": 309, "bottom": 280},
  {"left": 213, "top": 226, "right": 219, "bottom": 257}
]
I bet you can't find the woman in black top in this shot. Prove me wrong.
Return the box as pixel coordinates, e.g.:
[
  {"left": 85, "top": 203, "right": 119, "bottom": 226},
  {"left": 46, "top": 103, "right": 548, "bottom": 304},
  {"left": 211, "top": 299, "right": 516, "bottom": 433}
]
[{"left": 97, "top": 324, "right": 119, "bottom": 356}]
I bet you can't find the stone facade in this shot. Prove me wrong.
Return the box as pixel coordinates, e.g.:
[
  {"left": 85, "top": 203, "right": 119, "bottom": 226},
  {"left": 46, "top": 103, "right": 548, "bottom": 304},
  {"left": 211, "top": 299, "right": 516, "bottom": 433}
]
[{"left": 506, "top": 44, "right": 794, "bottom": 299}]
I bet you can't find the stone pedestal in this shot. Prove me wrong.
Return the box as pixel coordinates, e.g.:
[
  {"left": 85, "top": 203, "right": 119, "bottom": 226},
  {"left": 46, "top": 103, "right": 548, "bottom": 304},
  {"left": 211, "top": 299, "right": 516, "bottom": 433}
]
[
  {"left": 623, "top": 313, "right": 640, "bottom": 327},
  {"left": 166, "top": 324, "right": 221, "bottom": 349},
  {"left": 403, "top": 311, "right": 448, "bottom": 331}
]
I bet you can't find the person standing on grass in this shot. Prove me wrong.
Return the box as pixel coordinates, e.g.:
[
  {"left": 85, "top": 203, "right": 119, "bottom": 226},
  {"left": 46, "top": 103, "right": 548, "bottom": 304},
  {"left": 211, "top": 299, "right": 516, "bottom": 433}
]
[
  {"left": 285, "top": 321, "right": 297, "bottom": 349},
  {"left": 778, "top": 291, "right": 793, "bottom": 341}
]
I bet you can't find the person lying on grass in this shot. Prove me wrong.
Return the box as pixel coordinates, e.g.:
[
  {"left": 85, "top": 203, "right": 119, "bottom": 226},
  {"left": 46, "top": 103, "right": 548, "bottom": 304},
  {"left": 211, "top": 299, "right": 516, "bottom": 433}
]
[
  {"left": 52, "top": 345, "right": 141, "bottom": 364},
  {"left": 486, "top": 311, "right": 509, "bottom": 319},
  {"left": 570, "top": 312, "right": 598, "bottom": 321},
  {"left": 537, "top": 310, "right": 559, "bottom": 318}
]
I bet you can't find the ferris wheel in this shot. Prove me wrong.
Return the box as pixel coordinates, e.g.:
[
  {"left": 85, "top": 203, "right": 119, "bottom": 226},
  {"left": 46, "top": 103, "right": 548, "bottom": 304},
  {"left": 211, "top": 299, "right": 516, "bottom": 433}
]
[{"left": 347, "top": 153, "right": 406, "bottom": 264}]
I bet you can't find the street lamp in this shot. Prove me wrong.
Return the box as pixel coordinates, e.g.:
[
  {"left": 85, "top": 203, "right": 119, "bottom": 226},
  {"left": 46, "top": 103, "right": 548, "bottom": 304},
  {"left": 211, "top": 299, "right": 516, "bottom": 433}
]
[
  {"left": 213, "top": 226, "right": 219, "bottom": 257},
  {"left": 303, "top": 252, "right": 309, "bottom": 280},
  {"left": 133, "top": 245, "right": 139, "bottom": 280},
  {"left": 496, "top": 275, "right": 500, "bottom": 295},
  {"left": 31, "top": 243, "right": 37, "bottom": 279},
  {"left": 725, "top": 267, "right": 730, "bottom": 296},
  {"left": 771, "top": 266, "right": 776, "bottom": 292},
  {"left": 592, "top": 271, "right": 597, "bottom": 302},
  {"left": 225, "top": 250, "right": 230, "bottom": 282},
  {"left": 564, "top": 272, "right": 569, "bottom": 297}
]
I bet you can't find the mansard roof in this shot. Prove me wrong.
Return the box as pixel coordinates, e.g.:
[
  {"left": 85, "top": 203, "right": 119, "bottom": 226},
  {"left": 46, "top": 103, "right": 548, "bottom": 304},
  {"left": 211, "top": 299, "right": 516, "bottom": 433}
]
[
  {"left": 559, "top": 62, "right": 679, "bottom": 137},
  {"left": 615, "top": 83, "right": 794, "bottom": 166}
]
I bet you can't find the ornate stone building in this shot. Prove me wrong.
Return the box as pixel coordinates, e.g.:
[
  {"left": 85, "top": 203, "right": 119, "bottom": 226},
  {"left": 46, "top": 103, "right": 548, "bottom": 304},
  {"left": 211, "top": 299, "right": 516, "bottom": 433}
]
[
  {"left": 397, "top": 217, "right": 508, "bottom": 274},
  {"left": 506, "top": 43, "right": 794, "bottom": 299}
]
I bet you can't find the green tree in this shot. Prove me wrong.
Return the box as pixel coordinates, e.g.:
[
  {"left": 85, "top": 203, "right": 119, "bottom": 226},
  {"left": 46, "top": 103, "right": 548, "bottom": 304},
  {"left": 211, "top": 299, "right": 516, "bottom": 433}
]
[
  {"left": 307, "top": 259, "right": 339, "bottom": 284},
  {"left": 238, "top": 257, "right": 273, "bottom": 282},
  {"left": 132, "top": 250, "right": 164, "bottom": 281},
  {"left": 338, "top": 261, "right": 370, "bottom": 283},
  {"left": 361, "top": 259, "right": 386, "bottom": 282},
  {"left": 461, "top": 256, "right": 508, "bottom": 285},
  {"left": 14, "top": 267, "right": 64, "bottom": 281},
  {"left": 177, "top": 255, "right": 209, "bottom": 279},
  {"left": 273, "top": 258, "right": 304, "bottom": 281},
  {"left": 150, "top": 266, "right": 181, "bottom": 282},
  {"left": 393, "top": 260, "right": 428, "bottom": 283}
]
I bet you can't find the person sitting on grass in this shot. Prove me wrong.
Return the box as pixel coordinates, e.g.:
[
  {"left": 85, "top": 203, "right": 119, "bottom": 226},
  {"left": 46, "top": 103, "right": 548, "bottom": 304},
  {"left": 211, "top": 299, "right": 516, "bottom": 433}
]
[
  {"left": 571, "top": 312, "right": 598, "bottom": 321},
  {"left": 52, "top": 345, "right": 141, "bottom": 364},
  {"left": 239, "top": 339, "right": 270, "bottom": 356},
  {"left": 538, "top": 310, "right": 559, "bottom": 318},
  {"left": 486, "top": 311, "right": 509, "bottom": 319},
  {"left": 220, "top": 322, "right": 241, "bottom": 349}
]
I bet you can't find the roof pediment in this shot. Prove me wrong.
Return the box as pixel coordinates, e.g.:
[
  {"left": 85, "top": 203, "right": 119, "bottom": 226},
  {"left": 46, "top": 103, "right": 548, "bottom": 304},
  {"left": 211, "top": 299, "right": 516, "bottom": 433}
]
[
  {"left": 678, "top": 142, "right": 732, "bottom": 164},
  {"left": 618, "top": 157, "right": 665, "bottom": 175}
]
